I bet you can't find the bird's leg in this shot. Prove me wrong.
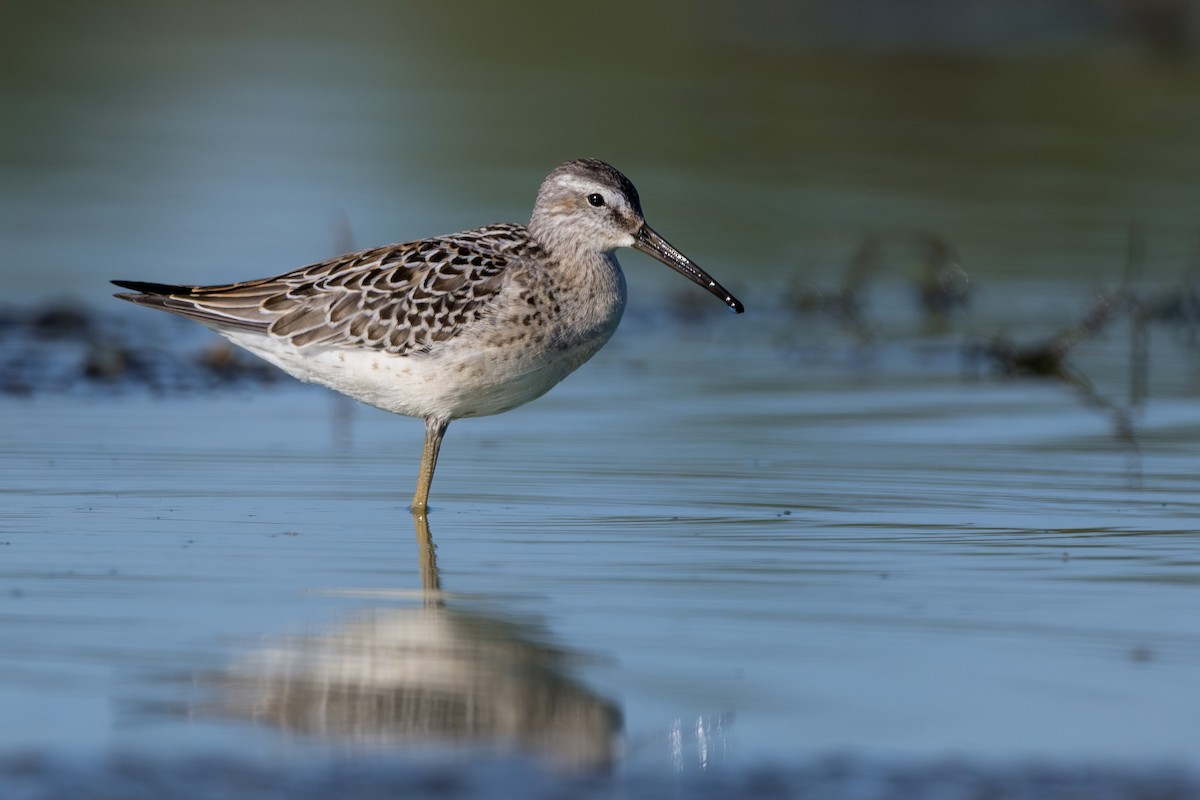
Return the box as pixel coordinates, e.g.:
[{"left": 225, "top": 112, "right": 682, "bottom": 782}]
[{"left": 412, "top": 416, "right": 450, "bottom": 514}]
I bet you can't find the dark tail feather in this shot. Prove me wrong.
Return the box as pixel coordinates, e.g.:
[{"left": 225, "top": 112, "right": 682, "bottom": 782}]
[
  {"left": 111, "top": 279, "right": 271, "bottom": 333},
  {"left": 111, "top": 279, "right": 195, "bottom": 296}
]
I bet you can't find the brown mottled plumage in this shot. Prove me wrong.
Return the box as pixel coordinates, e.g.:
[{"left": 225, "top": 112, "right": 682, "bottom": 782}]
[
  {"left": 114, "top": 158, "right": 743, "bottom": 513},
  {"left": 116, "top": 224, "right": 533, "bottom": 356}
]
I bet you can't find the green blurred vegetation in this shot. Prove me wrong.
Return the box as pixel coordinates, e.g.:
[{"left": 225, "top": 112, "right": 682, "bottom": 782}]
[{"left": 2, "top": 0, "right": 1199, "bottom": 297}]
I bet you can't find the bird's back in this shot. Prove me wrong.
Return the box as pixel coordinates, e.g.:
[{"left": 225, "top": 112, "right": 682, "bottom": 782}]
[{"left": 113, "top": 223, "right": 537, "bottom": 356}]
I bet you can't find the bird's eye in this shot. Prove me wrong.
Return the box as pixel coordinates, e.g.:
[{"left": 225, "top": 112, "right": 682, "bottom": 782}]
[{"left": 586, "top": 193, "right": 605, "bottom": 207}]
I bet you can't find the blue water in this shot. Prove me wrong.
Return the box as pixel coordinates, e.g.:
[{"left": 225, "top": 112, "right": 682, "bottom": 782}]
[{"left": 4, "top": 313, "right": 1199, "bottom": 778}]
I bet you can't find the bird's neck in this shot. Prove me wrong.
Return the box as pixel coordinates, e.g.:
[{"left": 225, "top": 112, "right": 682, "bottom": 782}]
[{"left": 528, "top": 216, "right": 593, "bottom": 262}]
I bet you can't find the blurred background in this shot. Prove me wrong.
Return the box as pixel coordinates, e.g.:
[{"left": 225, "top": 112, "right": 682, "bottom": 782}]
[{"left": 3, "top": 0, "right": 1199, "bottom": 301}]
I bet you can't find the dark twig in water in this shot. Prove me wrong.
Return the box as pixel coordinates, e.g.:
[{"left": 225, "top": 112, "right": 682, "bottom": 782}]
[
  {"left": 789, "top": 235, "right": 882, "bottom": 342},
  {"left": 916, "top": 235, "right": 970, "bottom": 331},
  {"left": 967, "top": 224, "right": 1166, "bottom": 449},
  {"left": 790, "top": 233, "right": 970, "bottom": 341},
  {"left": 967, "top": 323, "right": 1139, "bottom": 449},
  {"left": 1142, "top": 239, "right": 1200, "bottom": 354}
]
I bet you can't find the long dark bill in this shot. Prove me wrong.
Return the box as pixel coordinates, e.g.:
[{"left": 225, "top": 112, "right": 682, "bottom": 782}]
[{"left": 633, "top": 225, "right": 744, "bottom": 314}]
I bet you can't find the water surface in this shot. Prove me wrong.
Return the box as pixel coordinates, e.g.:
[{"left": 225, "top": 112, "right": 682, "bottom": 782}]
[{"left": 4, "top": 305, "right": 1199, "bottom": 775}]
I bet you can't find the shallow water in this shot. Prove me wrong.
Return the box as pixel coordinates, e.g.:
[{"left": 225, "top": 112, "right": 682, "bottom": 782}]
[{"left": 4, "top": 302, "right": 1199, "bottom": 783}]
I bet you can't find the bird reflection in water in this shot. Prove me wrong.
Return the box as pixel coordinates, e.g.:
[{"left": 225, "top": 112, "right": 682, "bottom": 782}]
[{"left": 213, "top": 514, "right": 621, "bottom": 771}]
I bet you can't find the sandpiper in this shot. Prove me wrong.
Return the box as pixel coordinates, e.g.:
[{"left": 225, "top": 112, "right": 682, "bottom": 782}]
[{"left": 113, "top": 158, "right": 744, "bottom": 513}]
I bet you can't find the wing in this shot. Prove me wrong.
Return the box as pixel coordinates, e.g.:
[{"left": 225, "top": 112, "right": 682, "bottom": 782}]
[{"left": 113, "top": 224, "right": 535, "bottom": 356}]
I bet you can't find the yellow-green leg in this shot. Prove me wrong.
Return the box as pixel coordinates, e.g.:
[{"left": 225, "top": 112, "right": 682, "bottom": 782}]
[{"left": 412, "top": 416, "right": 449, "bottom": 514}]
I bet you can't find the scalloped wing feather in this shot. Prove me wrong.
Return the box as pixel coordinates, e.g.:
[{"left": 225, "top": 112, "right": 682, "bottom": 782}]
[{"left": 115, "top": 224, "right": 534, "bottom": 356}]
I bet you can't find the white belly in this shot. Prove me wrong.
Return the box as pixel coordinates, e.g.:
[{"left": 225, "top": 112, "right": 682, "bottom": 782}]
[{"left": 219, "top": 320, "right": 615, "bottom": 421}]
